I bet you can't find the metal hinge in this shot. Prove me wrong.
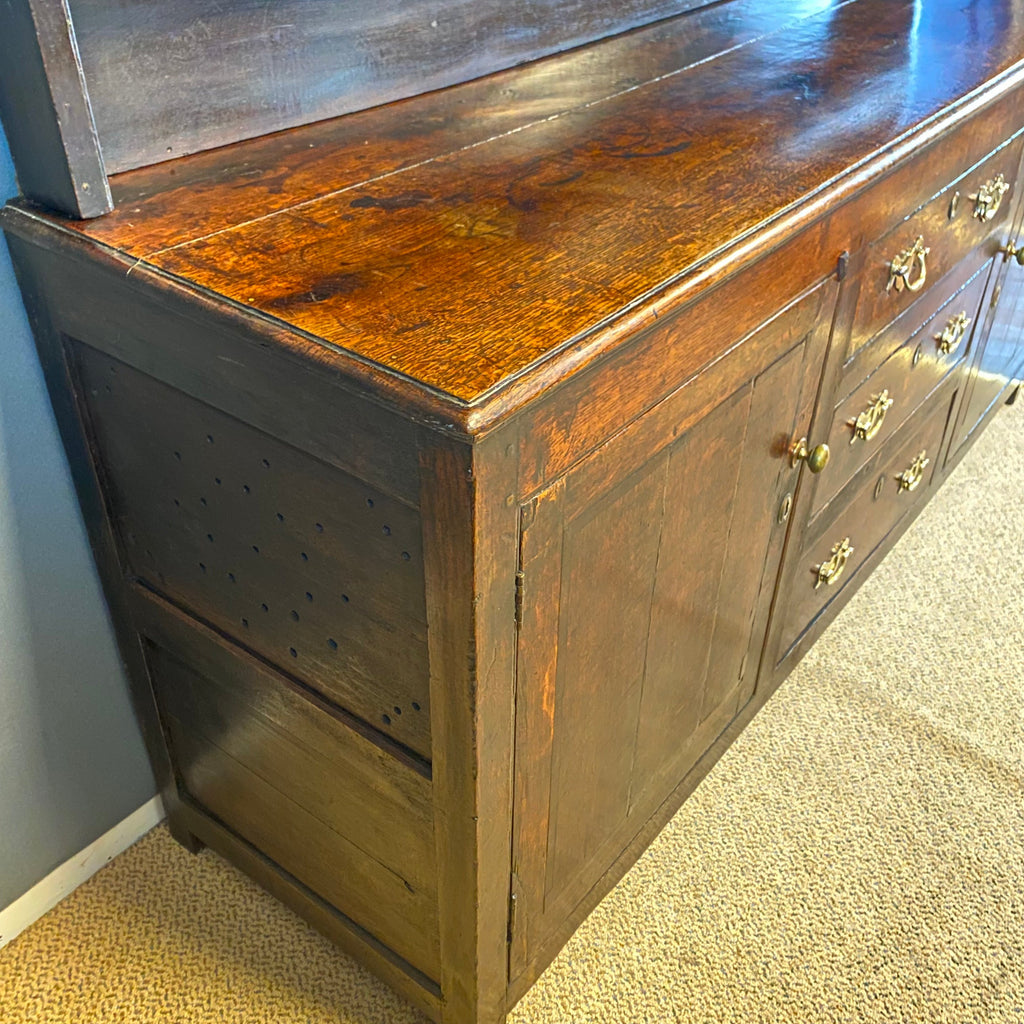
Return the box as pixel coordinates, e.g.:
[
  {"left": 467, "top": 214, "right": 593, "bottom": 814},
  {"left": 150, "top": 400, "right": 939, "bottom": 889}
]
[{"left": 514, "top": 570, "right": 525, "bottom": 630}]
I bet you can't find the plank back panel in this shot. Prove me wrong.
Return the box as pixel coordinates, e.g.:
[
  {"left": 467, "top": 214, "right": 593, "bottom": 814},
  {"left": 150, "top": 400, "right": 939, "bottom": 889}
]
[
  {"left": 72, "top": 342, "right": 432, "bottom": 759},
  {"left": 68, "top": 0, "right": 717, "bottom": 174},
  {"left": 139, "top": 617, "right": 440, "bottom": 979}
]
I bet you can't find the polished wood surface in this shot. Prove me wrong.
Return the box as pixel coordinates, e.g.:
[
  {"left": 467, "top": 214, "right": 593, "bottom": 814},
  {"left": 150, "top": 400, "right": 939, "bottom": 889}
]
[
  {"left": 8, "top": 0, "right": 1024, "bottom": 418},
  {"left": 811, "top": 263, "right": 990, "bottom": 517},
  {"left": 4, "top": 3, "right": 1024, "bottom": 1023},
  {"left": 778, "top": 392, "right": 953, "bottom": 659}
]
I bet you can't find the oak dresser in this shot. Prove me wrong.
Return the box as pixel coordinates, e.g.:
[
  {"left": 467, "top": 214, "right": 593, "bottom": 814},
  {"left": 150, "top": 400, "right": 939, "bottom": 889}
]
[{"left": 2, "top": 1, "right": 1023, "bottom": 1021}]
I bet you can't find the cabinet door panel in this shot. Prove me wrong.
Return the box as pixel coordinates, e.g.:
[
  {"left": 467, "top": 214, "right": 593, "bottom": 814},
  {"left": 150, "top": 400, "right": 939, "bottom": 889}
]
[{"left": 510, "top": 280, "right": 833, "bottom": 984}]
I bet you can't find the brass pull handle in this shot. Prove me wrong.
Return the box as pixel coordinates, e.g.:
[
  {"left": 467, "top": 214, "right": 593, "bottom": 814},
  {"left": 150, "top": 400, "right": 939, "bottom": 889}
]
[
  {"left": 887, "top": 236, "right": 930, "bottom": 293},
  {"left": 935, "top": 311, "right": 971, "bottom": 355},
  {"left": 815, "top": 537, "right": 854, "bottom": 589},
  {"left": 969, "top": 174, "right": 1010, "bottom": 221},
  {"left": 850, "top": 390, "right": 894, "bottom": 444},
  {"left": 896, "top": 450, "right": 930, "bottom": 493},
  {"left": 789, "top": 437, "right": 831, "bottom": 473}
]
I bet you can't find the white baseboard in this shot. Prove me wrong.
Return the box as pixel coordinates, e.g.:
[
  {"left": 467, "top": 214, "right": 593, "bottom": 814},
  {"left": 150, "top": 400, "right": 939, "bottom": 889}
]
[{"left": 0, "top": 795, "right": 164, "bottom": 949}]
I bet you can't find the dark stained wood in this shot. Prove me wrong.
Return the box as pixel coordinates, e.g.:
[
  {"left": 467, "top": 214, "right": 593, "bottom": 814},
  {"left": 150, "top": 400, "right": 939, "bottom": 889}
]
[
  {"left": 0, "top": 0, "right": 111, "bottom": 217},
  {"left": 421, "top": 429, "right": 519, "bottom": 1024},
  {"left": 2, "top": 221, "right": 432, "bottom": 498},
  {"left": 956, "top": 278, "right": 1024, "bottom": 447},
  {"left": 809, "top": 260, "right": 992, "bottom": 518},
  {"left": 837, "top": 241, "right": 999, "bottom": 397},
  {"left": 132, "top": 586, "right": 434, "bottom": 829},
  {"left": 777, "top": 391, "right": 953, "bottom": 664},
  {"left": 73, "top": 343, "right": 432, "bottom": 758},
  {"left": 509, "top": 281, "right": 831, "bottom": 987},
  {"left": 85, "top": 0, "right": 842, "bottom": 251},
  {"left": 844, "top": 137, "right": 1024, "bottom": 365},
  {"left": 517, "top": 254, "right": 835, "bottom": 495},
  {"left": 7, "top": 0, "right": 1024, "bottom": 430},
  {"left": 69, "top": 0, "right": 722, "bottom": 175},
  {"left": 951, "top": 143, "right": 1024, "bottom": 456},
  {"left": 179, "top": 803, "right": 443, "bottom": 1021},
  {"left": 6, "top": 4, "right": 1024, "bottom": 1023},
  {"left": 135, "top": 0, "right": 1024, "bottom": 406},
  {"left": 169, "top": 720, "right": 441, "bottom": 978}
]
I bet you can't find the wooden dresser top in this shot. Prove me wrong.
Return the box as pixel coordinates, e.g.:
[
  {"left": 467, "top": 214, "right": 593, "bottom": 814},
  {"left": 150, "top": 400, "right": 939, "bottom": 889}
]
[{"left": 8, "top": 0, "right": 1024, "bottom": 426}]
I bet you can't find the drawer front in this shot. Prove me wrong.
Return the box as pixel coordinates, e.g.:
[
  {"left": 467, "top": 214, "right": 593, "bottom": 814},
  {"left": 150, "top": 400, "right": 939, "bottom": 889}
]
[
  {"left": 810, "top": 260, "right": 992, "bottom": 517},
  {"left": 846, "top": 136, "right": 1024, "bottom": 364},
  {"left": 134, "top": 590, "right": 441, "bottom": 980},
  {"left": 779, "top": 391, "right": 953, "bottom": 659}
]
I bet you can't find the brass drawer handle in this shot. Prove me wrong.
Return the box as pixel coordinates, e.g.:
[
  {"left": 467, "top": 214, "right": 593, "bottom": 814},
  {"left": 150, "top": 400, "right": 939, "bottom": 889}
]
[
  {"left": 789, "top": 437, "right": 830, "bottom": 473},
  {"left": 896, "top": 450, "right": 930, "bottom": 493},
  {"left": 850, "top": 389, "right": 894, "bottom": 444},
  {"left": 815, "top": 537, "right": 854, "bottom": 589},
  {"left": 935, "top": 310, "right": 971, "bottom": 355},
  {"left": 969, "top": 173, "right": 1010, "bottom": 221},
  {"left": 887, "top": 236, "right": 929, "bottom": 294}
]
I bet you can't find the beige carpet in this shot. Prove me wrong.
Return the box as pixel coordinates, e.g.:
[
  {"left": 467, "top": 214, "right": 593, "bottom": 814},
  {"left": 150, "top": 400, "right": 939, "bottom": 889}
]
[{"left": 2, "top": 399, "right": 1023, "bottom": 1024}]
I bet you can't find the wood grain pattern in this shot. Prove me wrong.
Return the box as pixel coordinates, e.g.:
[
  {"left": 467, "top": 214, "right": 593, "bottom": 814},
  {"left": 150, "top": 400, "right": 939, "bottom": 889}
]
[
  {"left": 7, "top": 0, "right": 1024, "bottom": 432},
  {"left": 137, "top": 0, "right": 1006, "bottom": 403},
  {"left": 74, "top": 343, "right": 433, "bottom": 759},
  {"left": 421, "top": 432, "right": 519, "bottom": 1024},
  {"left": 6, "top": 5, "right": 1024, "bottom": 1023},
  {"left": 0, "top": 0, "right": 111, "bottom": 216},
  {"left": 510, "top": 282, "right": 830, "bottom": 986},
  {"left": 71, "top": 0, "right": 839, "bottom": 252},
  {"left": 69, "top": 0, "right": 722, "bottom": 175}
]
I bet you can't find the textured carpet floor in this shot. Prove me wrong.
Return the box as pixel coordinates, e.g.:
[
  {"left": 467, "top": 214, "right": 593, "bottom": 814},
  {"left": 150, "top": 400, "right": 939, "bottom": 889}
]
[{"left": 2, "top": 400, "right": 1023, "bottom": 1024}]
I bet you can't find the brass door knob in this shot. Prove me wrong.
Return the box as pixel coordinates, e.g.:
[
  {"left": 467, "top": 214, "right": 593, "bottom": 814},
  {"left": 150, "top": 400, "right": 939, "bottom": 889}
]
[
  {"left": 790, "top": 437, "right": 830, "bottom": 473},
  {"left": 1002, "top": 241, "right": 1024, "bottom": 266}
]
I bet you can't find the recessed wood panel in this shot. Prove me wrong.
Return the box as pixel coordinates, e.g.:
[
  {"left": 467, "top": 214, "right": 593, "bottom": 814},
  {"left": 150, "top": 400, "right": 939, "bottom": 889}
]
[
  {"left": 73, "top": 342, "right": 431, "bottom": 759},
  {"left": 511, "top": 282, "right": 829, "bottom": 983},
  {"left": 142, "top": 631, "right": 440, "bottom": 983}
]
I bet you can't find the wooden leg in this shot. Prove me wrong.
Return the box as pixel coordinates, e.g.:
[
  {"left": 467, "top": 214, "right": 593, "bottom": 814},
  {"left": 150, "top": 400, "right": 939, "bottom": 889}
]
[
  {"left": 421, "top": 434, "right": 519, "bottom": 1024},
  {"left": 164, "top": 796, "right": 204, "bottom": 854}
]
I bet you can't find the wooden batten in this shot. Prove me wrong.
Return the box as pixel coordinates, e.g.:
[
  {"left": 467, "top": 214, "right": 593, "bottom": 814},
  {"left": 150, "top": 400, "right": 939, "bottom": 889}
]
[{"left": 0, "top": 0, "right": 111, "bottom": 217}]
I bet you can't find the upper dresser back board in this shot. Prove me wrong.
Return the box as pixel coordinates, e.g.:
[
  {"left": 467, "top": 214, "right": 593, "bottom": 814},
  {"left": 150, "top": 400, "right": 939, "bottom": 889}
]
[{"left": 0, "top": 0, "right": 717, "bottom": 218}]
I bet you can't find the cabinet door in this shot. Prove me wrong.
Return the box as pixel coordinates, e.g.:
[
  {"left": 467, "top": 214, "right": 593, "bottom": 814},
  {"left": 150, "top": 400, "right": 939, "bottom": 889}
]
[
  {"left": 952, "top": 150, "right": 1024, "bottom": 452},
  {"left": 509, "top": 280, "right": 834, "bottom": 983},
  {"left": 952, "top": 256, "right": 1024, "bottom": 453}
]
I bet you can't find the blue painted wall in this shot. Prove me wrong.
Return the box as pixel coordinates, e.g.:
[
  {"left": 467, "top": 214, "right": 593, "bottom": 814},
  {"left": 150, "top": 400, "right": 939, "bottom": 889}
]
[{"left": 0, "top": 125, "right": 155, "bottom": 910}]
